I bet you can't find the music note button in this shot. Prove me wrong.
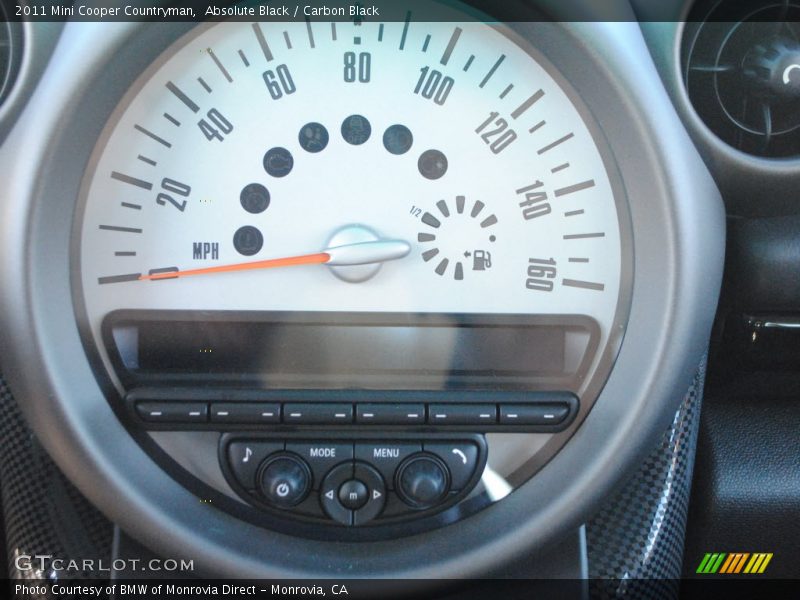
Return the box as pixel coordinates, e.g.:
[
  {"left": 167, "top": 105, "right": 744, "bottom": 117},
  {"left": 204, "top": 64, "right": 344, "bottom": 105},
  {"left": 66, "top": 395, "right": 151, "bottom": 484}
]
[{"left": 227, "top": 441, "right": 284, "bottom": 490}]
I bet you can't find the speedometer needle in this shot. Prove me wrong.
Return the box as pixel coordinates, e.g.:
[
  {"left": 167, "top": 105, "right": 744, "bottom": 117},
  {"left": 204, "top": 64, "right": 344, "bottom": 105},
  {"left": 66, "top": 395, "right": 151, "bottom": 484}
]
[{"left": 139, "top": 238, "right": 411, "bottom": 280}]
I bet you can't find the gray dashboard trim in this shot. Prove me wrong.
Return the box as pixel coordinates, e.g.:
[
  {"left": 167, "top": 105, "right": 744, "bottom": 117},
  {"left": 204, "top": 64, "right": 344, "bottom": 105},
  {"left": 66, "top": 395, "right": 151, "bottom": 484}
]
[{"left": 0, "top": 11, "right": 724, "bottom": 583}]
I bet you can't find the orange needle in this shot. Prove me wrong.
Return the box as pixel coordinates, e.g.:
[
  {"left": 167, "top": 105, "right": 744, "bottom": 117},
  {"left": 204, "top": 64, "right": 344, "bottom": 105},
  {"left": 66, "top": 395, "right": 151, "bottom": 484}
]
[{"left": 139, "top": 252, "right": 330, "bottom": 280}]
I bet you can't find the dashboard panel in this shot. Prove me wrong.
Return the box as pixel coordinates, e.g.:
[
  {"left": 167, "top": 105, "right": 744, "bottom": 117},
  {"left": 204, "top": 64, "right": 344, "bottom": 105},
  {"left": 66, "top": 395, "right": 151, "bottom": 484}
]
[{"left": 0, "top": 0, "right": 727, "bottom": 585}]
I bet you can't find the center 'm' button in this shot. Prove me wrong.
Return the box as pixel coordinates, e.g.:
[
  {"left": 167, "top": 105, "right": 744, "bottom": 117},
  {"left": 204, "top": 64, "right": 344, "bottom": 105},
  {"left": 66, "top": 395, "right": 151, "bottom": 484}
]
[
  {"left": 355, "top": 442, "right": 421, "bottom": 489},
  {"left": 338, "top": 479, "right": 369, "bottom": 509}
]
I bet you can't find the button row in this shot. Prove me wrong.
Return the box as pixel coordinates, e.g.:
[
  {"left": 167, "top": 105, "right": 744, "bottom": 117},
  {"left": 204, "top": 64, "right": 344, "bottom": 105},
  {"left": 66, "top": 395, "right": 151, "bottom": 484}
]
[{"left": 137, "top": 401, "right": 571, "bottom": 427}]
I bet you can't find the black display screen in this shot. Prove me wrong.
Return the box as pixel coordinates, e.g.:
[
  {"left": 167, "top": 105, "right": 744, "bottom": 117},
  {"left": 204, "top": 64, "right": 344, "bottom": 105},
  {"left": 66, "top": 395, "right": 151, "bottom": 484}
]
[{"left": 105, "top": 311, "right": 598, "bottom": 390}]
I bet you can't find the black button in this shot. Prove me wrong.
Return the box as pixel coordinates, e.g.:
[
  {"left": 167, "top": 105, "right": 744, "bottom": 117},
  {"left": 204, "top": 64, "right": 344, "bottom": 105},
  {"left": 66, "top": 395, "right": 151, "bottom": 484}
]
[
  {"left": 356, "top": 403, "right": 425, "bottom": 424},
  {"left": 427, "top": 404, "right": 497, "bottom": 425},
  {"left": 321, "top": 463, "right": 354, "bottom": 526},
  {"left": 424, "top": 442, "right": 479, "bottom": 490},
  {"left": 227, "top": 441, "right": 284, "bottom": 489},
  {"left": 353, "top": 463, "right": 386, "bottom": 526},
  {"left": 136, "top": 402, "right": 207, "bottom": 423},
  {"left": 258, "top": 453, "right": 311, "bottom": 508},
  {"left": 354, "top": 442, "right": 421, "bottom": 489},
  {"left": 396, "top": 454, "right": 450, "bottom": 509},
  {"left": 499, "top": 403, "right": 569, "bottom": 425},
  {"left": 338, "top": 480, "right": 368, "bottom": 509},
  {"left": 210, "top": 403, "right": 280, "bottom": 424},
  {"left": 286, "top": 442, "right": 354, "bottom": 489},
  {"left": 283, "top": 403, "right": 353, "bottom": 424}
]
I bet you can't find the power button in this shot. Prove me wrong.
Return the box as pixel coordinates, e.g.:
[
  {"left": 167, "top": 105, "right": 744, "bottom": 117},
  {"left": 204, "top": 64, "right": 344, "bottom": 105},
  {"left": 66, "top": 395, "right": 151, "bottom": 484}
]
[{"left": 258, "top": 453, "right": 312, "bottom": 509}]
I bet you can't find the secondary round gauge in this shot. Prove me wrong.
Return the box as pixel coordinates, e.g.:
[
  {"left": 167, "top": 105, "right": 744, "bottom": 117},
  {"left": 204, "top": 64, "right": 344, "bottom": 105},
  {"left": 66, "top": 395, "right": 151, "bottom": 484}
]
[{"left": 77, "top": 15, "right": 629, "bottom": 393}]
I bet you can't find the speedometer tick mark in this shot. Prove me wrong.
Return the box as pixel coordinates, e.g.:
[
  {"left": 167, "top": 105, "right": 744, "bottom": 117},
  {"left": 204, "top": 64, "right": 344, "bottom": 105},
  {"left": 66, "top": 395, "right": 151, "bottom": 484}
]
[
  {"left": 252, "top": 24, "right": 274, "bottom": 61},
  {"left": 528, "top": 120, "right": 546, "bottom": 134},
  {"left": 563, "top": 278, "right": 605, "bottom": 291},
  {"left": 422, "top": 34, "right": 431, "bottom": 52},
  {"left": 163, "top": 113, "right": 180, "bottom": 127},
  {"left": 565, "top": 209, "right": 585, "bottom": 217},
  {"left": 283, "top": 31, "right": 292, "bottom": 50},
  {"left": 463, "top": 55, "right": 475, "bottom": 72},
  {"left": 555, "top": 180, "right": 595, "bottom": 197},
  {"left": 512, "top": 89, "right": 545, "bottom": 119},
  {"left": 99, "top": 225, "right": 142, "bottom": 234},
  {"left": 134, "top": 125, "right": 172, "bottom": 148},
  {"left": 165, "top": 81, "right": 199, "bottom": 113},
  {"left": 399, "top": 11, "right": 411, "bottom": 50},
  {"left": 111, "top": 171, "right": 153, "bottom": 190},
  {"left": 537, "top": 132, "right": 574, "bottom": 155},
  {"left": 378, "top": 23, "right": 384, "bottom": 41},
  {"left": 551, "top": 162, "right": 570, "bottom": 173},
  {"left": 569, "top": 257, "right": 590, "bottom": 263},
  {"left": 115, "top": 251, "right": 136, "bottom": 257},
  {"left": 440, "top": 27, "right": 462, "bottom": 65},
  {"left": 207, "top": 48, "right": 233, "bottom": 82},
  {"left": 564, "top": 232, "right": 605, "bottom": 240},
  {"left": 499, "top": 84, "right": 514, "bottom": 99},
  {"left": 197, "top": 77, "right": 212, "bottom": 93},
  {"left": 331, "top": 22, "right": 337, "bottom": 41},
  {"left": 137, "top": 155, "right": 156, "bottom": 166},
  {"left": 121, "top": 202, "right": 141, "bottom": 210},
  {"left": 98, "top": 273, "right": 141, "bottom": 285},
  {"left": 238, "top": 50, "right": 250, "bottom": 66},
  {"left": 421, "top": 212, "right": 441, "bottom": 228},
  {"left": 479, "top": 54, "right": 505, "bottom": 88},
  {"left": 305, "top": 18, "right": 315, "bottom": 48}
]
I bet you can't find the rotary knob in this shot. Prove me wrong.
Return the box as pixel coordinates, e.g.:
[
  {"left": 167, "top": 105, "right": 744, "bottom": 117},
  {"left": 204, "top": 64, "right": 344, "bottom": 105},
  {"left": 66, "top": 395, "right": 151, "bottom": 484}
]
[
  {"left": 258, "top": 453, "right": 311, "bottom": 508},
  {"left": 743, "top": 37, "right": 800, "bottom": 100},
  {"left": 395, "top": 454, "right": 450, "bottom": 509}
]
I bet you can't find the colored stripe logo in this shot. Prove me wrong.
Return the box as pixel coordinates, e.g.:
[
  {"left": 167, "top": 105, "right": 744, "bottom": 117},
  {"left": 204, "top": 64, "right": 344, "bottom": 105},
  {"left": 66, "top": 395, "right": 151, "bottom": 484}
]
[{"left": 696, "top": 552, "right": 773, "bottom": 574}]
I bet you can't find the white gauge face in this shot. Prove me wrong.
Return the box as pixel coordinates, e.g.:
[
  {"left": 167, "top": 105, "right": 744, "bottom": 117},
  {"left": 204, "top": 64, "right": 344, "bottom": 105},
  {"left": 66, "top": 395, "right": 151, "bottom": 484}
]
[{"left": 78, "top": 15, "right": 627, "bottom": 386}]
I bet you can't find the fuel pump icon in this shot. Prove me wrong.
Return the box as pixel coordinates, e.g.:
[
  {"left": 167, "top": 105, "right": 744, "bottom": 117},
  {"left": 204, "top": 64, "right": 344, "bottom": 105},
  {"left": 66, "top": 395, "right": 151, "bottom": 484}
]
[{"left": 472, "top": 250, "right": 492, "bottom": 271}]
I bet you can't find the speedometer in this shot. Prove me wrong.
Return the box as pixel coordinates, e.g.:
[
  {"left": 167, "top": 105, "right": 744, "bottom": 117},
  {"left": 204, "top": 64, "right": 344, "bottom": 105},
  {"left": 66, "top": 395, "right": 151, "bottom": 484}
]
[{"left": 78, "top": 16, "right": 628, "bottom": 386}]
